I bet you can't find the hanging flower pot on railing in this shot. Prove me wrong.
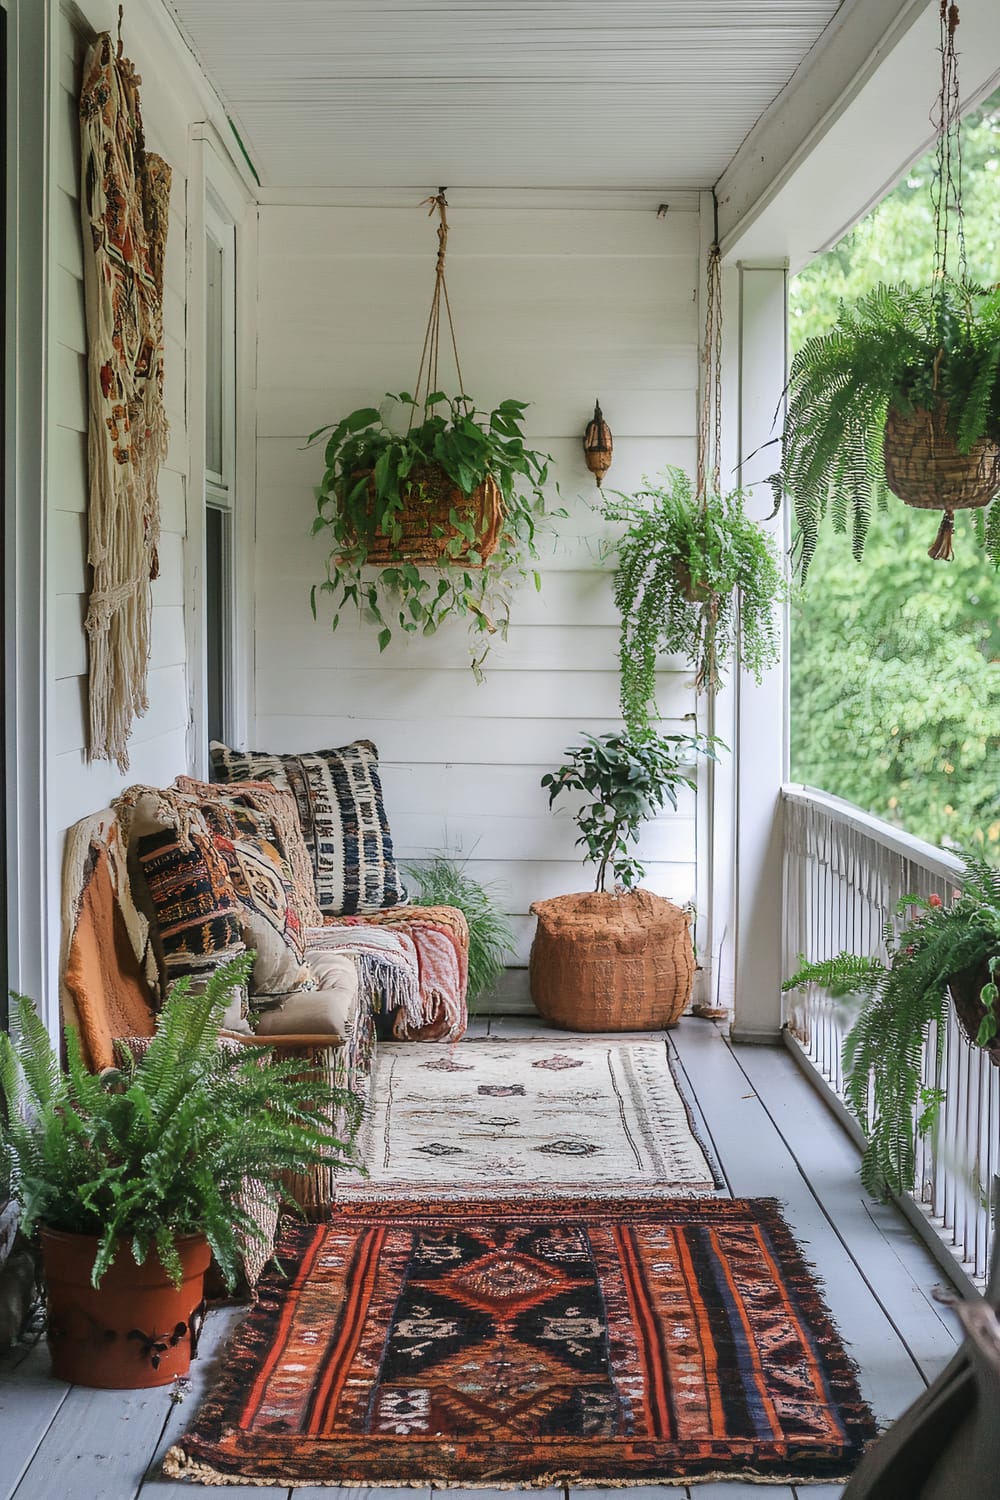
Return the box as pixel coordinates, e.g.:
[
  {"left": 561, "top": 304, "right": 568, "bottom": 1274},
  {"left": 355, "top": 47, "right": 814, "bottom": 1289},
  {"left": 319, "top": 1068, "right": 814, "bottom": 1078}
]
[{"left": 882, "top": 401, "right": 1000, "bottom": 559}]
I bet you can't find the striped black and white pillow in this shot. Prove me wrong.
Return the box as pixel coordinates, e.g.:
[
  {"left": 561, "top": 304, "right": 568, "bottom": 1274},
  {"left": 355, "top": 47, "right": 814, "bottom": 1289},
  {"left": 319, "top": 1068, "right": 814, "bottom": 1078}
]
[{"left": 209, "top": 739, "right": 408, "bottom": 917}]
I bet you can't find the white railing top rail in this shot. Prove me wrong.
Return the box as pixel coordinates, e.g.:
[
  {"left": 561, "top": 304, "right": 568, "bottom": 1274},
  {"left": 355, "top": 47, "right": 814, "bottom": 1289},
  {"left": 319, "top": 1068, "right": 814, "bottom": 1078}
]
[{"left": 781, "top": 783, "right": 966, "bottom": 886}]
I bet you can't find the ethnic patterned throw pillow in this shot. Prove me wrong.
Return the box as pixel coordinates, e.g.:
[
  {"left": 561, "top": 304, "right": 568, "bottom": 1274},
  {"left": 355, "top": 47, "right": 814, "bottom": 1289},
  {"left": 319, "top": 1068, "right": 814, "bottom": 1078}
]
[
  {"left": 136, "top": 821, "right": 245, "bottom": 988},
  {"left": 209, "top": 739, "right": 408, "bottom": 918},
  {"left": 174, "top": 776, "right": 322, "bottom": 927},
  {"left": 193, "top": 797, "right": 311, "bottom": 998}
]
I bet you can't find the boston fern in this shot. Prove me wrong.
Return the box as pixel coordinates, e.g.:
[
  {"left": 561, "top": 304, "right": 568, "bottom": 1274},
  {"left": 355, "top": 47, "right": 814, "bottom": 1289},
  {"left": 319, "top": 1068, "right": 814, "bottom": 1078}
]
[
  {"left": 0, "top": 957, "right": 359, "bottom": 1289},
  {"left": 783, "top": 851, "right": 1000, "bottom": 1198},
  {"left": 542, "top": 730, "right": 715, "bottom": 893},
  {"left": 308, "top": 392, "right": 555, "bottom": 674},
  {"left": 603, "top": 468, "right": 785, "bottom": 718},
  {"left": 780, "top": 279, "right": 1000, "bottom": 579}
]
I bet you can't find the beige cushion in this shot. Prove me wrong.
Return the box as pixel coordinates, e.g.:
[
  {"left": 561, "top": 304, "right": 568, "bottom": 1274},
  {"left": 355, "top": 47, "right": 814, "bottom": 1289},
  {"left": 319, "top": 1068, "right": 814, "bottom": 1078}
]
[{"left": 252, "top": 951, "right": 359, "bottom": 1041}]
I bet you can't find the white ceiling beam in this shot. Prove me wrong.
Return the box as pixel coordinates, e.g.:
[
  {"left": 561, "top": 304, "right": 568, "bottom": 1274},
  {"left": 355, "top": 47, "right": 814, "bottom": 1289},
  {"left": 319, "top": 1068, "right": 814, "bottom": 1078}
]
[{"left": 717, "top": 0, "right": 1000, "bottom": 270}]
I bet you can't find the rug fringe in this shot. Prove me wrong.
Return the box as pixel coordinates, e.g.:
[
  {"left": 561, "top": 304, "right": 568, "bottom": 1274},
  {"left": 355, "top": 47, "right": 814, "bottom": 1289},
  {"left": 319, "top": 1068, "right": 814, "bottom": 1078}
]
[{"left": 162, "top": 1446, "right": 858, "bottom": 1489}]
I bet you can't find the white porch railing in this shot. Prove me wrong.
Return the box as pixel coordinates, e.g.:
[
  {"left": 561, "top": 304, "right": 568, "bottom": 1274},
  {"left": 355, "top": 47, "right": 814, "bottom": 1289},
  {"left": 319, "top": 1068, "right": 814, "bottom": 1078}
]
[{"left": 781, "top": 784, "right": 998, "bottom": 1285}]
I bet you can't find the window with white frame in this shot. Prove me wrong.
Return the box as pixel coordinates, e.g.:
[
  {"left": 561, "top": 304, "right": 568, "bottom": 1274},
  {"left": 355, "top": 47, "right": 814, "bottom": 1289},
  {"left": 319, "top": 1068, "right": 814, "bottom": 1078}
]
[{"left": 203, "top": 196, "right": 236, "bottom": 747}]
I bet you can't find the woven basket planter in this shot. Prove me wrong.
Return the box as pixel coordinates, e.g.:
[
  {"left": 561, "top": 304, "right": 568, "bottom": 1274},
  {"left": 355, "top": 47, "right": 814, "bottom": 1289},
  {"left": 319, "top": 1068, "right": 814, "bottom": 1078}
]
[
  {"left": 350, "top": 464, "right": 504, "bottom": 567},
  {"left": 673, "top": 560, "right": 714, "bottom": 604},
  {"left": 948, "top": 960, "right": 1000, "bottom": 1067},
  {"left": 528, "top": 889, "right": 694, "bottom": 1032},
  {"left": 883, "top": 403, "right": 1000, "bottom": 511}
]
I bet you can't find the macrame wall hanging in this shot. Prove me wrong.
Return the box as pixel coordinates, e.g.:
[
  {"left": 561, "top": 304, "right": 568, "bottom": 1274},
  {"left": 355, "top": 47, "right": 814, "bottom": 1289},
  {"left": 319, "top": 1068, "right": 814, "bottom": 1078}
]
[{"left": 79, "top": 17, "right": 171, "bottom": 772}]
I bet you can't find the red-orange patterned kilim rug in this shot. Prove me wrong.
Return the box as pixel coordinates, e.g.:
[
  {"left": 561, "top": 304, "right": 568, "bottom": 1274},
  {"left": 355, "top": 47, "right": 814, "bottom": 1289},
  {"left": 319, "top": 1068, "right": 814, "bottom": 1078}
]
[{"left": 165, "top": 1198, "right": 876, "bottom": 1487}]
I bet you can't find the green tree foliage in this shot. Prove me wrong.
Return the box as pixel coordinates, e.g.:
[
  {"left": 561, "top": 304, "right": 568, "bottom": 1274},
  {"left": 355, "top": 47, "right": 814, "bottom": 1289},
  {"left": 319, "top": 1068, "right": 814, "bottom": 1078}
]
[{"left": 789, "top": 92, "right": 1000, "bottom": 852}]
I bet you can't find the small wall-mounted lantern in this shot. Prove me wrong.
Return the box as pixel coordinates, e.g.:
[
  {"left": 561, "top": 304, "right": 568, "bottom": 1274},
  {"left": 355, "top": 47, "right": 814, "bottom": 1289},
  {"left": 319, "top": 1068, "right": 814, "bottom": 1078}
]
[{"left": 583, "top": 400, "right": 613, "bottom": 487}]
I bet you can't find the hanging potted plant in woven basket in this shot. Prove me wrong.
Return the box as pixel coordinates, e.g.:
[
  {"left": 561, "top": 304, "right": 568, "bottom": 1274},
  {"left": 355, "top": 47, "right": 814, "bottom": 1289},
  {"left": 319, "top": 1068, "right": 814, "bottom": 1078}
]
[
  {"left": 779, "top": 3, "right": 1000, "bottom": 580},
  {"left": 603, "top": 247, "right": 786, "bottom": 699},
  {"left": 308, "top": 192, "right": 558, "bottom": 675},
  {"left": 783, "top": 849, "right": 1000, "bottom": 1199}
]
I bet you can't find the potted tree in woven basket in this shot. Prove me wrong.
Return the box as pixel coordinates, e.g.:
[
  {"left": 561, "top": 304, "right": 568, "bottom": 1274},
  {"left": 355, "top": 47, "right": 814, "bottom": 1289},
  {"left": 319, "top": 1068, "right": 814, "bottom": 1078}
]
[
  {"left": 308, "top": 193, "right": 558, "bottom": 675},
  {"left": 779, "top": 7, "right": 1000, "bottom": 579},
  {"left": 0, "top": 957, "right": 357, "bottom": 1389},
  {"left": 782, "top": 849, "right": 1000, "bottom": 1198},
  {"left": 530, "top": 730, "right": 715, "bottom": 1031}
]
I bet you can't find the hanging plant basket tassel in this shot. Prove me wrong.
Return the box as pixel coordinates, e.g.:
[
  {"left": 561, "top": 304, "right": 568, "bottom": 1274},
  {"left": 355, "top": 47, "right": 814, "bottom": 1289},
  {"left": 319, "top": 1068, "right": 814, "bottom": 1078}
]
[
  {"left": 583, "top": 400, "right": 613, "bottom": 487},
  {"left": 928, "top": 509, "right": 956, "bottom": 561},
  {"left": 882, "top": 402, "right": 1000, "bottom": 561}
]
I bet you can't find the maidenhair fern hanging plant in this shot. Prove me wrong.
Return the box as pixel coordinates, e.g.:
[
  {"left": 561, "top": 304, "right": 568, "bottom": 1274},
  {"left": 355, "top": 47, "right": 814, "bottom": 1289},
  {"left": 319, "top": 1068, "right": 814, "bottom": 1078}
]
[
  {"left": 308, "top": 192, "right": 557, "bottom": 676},
  {"left": 605, "top": 467, "right": 785, "bottom": 714},
  {"left": 603, "top": 248, "right": 785, "bottom": 713},
  {"left": 779, "top": 3, "right": 1000, "bottom": 580}
]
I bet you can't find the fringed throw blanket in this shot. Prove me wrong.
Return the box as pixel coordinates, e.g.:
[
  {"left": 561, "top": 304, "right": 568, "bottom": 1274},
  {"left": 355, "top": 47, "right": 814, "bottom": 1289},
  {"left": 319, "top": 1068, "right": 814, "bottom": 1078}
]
[
  {"left": 80, "top": 34, "right": 171, "bottom": 771},
  {"left": 321, "top": 908, "right": 468, "bottom": 1042}
]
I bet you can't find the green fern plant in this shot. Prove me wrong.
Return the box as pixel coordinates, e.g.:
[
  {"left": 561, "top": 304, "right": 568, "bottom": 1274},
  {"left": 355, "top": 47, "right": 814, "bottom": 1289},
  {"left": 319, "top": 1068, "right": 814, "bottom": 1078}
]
[
  {"left": 603, "top": 468, "right": 785, "bottom": 716},
  {"left": 782, "top": 850, "right": 1000, "bottom": 1198},
  {"left": 0, "top": 956, "right": 360, "bottom": 1289},
  {"left": 404, "top": 853, "right": 517, "bottom": 1003},
  {"left": 779, "top": 279, "right": 1000, "bottom": 579}
]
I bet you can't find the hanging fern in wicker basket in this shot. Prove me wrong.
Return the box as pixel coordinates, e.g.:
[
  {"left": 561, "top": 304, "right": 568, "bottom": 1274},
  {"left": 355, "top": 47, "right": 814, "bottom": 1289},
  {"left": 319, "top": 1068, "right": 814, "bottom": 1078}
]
[
  {"left": 307, "top": 193, "right": 557, "bottom": 672},
  {"left": 778, "top": 5, "right": 1000, "bottom": 578}
]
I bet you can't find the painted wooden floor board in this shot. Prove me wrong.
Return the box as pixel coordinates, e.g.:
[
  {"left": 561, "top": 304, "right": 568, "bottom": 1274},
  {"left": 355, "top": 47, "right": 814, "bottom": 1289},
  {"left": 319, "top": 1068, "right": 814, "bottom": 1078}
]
[
  {"left": 0, "top": 1336, "right": 70, "bottom": 1500},
  {"left": 668, "top": 1021, "right": 929, "bottom": 1426},
  {"left": 3, "top": 1022, "right": 965, "bottom": 1493},
  {"left": 734, "top": 1041, "right": 960, "bottom": 1381},
  {"left": 10, "top": 1379, "right": 180, "bottom": 1500},
  {"left": 692, "top": 1485, "right": 796, "bottom": 1498},
  {"left": 137, "top": 1302, "right": 276, "bottom": 1500}
]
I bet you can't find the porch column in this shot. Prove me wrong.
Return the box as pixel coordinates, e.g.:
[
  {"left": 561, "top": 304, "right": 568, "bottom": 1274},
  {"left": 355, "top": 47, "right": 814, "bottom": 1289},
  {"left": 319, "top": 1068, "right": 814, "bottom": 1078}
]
[{"left": 728, "top": 262, "right": 789, "bottom": 1043}]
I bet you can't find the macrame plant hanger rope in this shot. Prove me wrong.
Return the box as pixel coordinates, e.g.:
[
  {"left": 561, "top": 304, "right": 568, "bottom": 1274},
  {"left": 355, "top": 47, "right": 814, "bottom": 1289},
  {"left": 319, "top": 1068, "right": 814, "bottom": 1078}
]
[
  {"left": 693, "top": 209, "right": 724, "bottom": 693},
  {"left": 927, "top": 0, "right": 967, "bottom": 560},
  {"left": 410, "top": 189, "right": 466, "bottom": 428}
]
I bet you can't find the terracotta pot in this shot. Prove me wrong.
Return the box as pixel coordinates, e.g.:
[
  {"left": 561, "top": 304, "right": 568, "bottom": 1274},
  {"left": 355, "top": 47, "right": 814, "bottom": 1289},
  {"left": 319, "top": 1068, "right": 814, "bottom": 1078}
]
[
  {"left": 528, "top": 888, "right": 694, "bottom": 1032},
  {"left": 40, "top": 1228, "right": 211, "bottom": 1388}
]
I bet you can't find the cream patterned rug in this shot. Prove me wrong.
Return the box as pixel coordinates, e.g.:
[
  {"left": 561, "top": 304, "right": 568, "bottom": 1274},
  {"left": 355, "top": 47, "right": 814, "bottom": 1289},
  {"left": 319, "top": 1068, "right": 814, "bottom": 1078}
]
[{"left": 344, "top": 1036, "right": 721, "bottom": 1200}]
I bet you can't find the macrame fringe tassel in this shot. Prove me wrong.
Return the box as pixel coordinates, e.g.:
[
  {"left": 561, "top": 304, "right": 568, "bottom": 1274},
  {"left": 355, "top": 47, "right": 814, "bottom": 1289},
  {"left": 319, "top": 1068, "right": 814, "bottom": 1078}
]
[{"left": 928, "top": 508, "right": 956, "bottom": 560}]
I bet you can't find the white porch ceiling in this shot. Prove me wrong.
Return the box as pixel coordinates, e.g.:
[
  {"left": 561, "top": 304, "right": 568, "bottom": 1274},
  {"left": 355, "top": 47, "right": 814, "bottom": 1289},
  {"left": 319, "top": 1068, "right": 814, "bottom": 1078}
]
[{"left": 165, "top": 0, "right": 848, "bottom": 193}]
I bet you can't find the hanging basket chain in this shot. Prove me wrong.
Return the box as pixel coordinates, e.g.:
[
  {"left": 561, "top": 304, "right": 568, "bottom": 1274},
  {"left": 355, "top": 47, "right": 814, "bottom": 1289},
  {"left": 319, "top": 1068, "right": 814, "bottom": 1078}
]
[
  {"left": 932, "top": 2, "right": 967, "bottom": 299},
  {"left": 409, "top": 190, "right": 466, "bottom": 431},
  {"left": 923, "top": 1, "right": 972, "bottom": 558}
]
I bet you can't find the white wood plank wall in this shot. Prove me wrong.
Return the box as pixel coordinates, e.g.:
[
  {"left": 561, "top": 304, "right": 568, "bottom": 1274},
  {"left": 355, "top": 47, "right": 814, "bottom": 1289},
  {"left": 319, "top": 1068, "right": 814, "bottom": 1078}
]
[
  {"left": 254, "top": 202, "right": 703, "bottom": 1008},
  {"left": 46, "top": 2, "right": 202, "bottom": 999}
]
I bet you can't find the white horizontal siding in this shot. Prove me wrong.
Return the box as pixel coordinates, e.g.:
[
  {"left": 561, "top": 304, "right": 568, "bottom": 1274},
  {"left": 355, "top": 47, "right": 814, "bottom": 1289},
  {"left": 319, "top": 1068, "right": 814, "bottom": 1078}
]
[{"left": 254, "top": 199, "right": 702, "bottom": 1006}]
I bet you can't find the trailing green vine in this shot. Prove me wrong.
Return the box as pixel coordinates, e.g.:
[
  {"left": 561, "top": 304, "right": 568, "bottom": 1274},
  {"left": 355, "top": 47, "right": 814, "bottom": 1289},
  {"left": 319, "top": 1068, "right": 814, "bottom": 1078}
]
[
  {"left": 603, "top": 467, "right": 785, "bottom": 724},
  {"left": 308, "top": 391, "right": 558, "bottom": 677}
]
